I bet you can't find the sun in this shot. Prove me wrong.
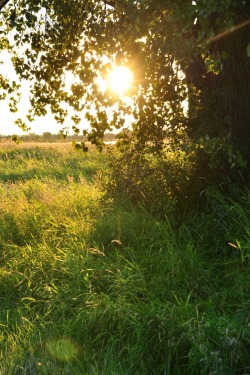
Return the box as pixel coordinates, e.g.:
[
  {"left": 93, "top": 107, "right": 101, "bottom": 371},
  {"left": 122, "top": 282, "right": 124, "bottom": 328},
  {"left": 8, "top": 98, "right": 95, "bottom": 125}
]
[{"left": 108, "top": 66, "right": 133, "bottom": 96}]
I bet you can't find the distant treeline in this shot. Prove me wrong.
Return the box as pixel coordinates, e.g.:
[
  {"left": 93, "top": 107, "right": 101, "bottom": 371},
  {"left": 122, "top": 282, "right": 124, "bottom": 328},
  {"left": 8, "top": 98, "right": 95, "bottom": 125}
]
[{"left": 0, "top": 132, "right": 116, "bottom": 142}]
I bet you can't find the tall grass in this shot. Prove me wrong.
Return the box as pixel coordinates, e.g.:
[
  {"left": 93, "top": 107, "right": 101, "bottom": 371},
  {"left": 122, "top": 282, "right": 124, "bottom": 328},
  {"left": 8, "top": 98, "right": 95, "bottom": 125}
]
[{"left": 0, "top": 143, "right": 249, "bottom": 374}]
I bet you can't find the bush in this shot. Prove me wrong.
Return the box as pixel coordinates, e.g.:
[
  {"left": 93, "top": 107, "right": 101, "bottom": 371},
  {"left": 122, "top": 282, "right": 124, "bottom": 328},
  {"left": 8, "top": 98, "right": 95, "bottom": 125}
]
[{"left": 104, "top": 137, "right": 198, "bottom": 217}]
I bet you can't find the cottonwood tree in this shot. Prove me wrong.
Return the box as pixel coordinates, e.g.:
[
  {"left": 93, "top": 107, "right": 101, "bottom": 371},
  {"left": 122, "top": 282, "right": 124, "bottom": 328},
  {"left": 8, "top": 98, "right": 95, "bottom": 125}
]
[{"left": 0, "top": 0, "right": 249, "bottom": 180}]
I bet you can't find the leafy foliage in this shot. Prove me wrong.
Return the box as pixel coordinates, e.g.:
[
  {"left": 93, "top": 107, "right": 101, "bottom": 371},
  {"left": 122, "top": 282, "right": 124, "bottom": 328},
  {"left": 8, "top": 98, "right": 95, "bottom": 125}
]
[
  {"left": 0, "top": 1, "right": 249, "bottom": 163},
  {"left": 104, "top": 131, "right": 198, "bottom": 216},
  {"left": 0, "top": 0, "right": 249, "bottom": 215}
]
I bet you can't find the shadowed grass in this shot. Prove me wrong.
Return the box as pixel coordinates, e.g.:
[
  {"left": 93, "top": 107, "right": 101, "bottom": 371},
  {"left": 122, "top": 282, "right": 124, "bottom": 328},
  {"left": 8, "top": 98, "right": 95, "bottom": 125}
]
[{"left": 0, "top": 143, "right": 106, "bottom": 183}]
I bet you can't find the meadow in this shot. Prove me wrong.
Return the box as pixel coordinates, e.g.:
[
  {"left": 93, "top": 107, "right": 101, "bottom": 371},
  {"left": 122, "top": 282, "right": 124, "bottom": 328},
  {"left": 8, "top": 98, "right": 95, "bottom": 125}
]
[{"left": 0, "top": 142, "right": 249, "bottom": 374}]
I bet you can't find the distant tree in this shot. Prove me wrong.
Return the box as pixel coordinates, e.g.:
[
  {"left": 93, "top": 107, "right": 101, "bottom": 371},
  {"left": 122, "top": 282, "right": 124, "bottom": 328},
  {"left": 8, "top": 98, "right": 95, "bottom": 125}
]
[
  {"left": 0, "top": 0, "right": 249, "bottom": 181},
  {"left": 43, "top": 131, "right": 53, "bottom": 140},
  {"left": 27, "top": 133, "right": 40, "bottom": 142}
]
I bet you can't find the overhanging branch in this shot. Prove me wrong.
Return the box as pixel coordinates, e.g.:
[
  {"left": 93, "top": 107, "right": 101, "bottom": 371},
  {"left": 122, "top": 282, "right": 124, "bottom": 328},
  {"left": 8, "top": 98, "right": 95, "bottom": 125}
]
[
  {"left": 102, "top": 0, "right": 116, "bottom": 8},
  {"left": 0, "top": 0, "right": 11, "bottom": 11}
]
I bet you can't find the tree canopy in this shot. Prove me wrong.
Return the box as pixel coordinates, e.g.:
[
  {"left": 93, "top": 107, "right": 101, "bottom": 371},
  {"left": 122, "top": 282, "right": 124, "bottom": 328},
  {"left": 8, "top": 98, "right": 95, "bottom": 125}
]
[{"left": 0, "top": 0, "right": 249, "bottom": 176}]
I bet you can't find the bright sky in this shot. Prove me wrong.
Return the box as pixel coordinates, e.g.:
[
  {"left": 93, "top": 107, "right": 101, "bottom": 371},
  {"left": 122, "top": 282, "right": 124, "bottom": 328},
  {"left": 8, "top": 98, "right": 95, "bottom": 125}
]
[
  {"left": 0, "top": 51, "right": 134, "bottom": 136},
  {"left": 0, "top": 51, "right": 65, "bottom": 135},
  {"left": 0, "top": 90, "right": 63, "bottom": 136}
]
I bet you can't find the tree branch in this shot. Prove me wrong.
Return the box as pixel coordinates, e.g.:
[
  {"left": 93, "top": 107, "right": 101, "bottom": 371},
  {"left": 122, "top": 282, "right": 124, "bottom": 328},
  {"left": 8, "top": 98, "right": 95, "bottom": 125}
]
[
  {"left": 0, "top": 0, "right": 11, "bottom": 11},
  {"left": 102, "top": 0, "right": 116, "bottom": 8}
]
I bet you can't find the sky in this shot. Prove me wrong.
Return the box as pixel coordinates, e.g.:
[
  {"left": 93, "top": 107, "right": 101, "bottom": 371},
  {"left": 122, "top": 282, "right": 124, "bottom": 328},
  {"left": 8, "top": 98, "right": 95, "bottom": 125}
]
[
  {"left": 0, "top": 50, "right": 134, "bottom": 136},
  {"left": 0, "top": 50, "right": 84, "bottom": 136},
  {"left": 0, "top": 7, "right": 67, "bottom": 136},
  {"left": 0, "top": 9, "right": 135, "bottom": 137},
  {"left": 0, "top": 84, "right": 61, "bottom": 136}
]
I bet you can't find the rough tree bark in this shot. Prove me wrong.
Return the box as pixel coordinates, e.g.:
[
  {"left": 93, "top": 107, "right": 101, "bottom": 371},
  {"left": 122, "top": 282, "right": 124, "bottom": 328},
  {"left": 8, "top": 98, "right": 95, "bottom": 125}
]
[
  {"left": 219, "top": 22, "right": 250, "bottom": 162},
  {"left": 186, "top": 19, "right": 250, "bottom": 172}
]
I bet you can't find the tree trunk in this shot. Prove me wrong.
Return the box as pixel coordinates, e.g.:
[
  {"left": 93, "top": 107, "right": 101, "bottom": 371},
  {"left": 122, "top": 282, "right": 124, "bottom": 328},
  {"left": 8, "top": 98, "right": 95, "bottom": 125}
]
[
  {"left": 187, "top": 21, "right": 250, "bottom": 176},
  {"left": 219, "top": 23, "right": 250, "bottom": 163}
]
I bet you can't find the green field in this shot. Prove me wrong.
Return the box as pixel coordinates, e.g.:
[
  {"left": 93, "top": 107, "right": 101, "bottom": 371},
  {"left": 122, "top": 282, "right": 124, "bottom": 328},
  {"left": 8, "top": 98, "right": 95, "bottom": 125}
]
[{"left": 0, "top": 143, "right": 249, "bottom": 374}]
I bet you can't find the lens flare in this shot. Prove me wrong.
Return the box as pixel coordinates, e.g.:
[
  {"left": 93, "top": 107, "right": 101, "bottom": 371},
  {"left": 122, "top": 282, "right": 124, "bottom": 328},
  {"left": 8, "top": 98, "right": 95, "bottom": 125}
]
[
  {"left": 45, "top": 337, "right": 79, "bottom": 362},
  {"left": 207, "top": 19, "right": 250, "bottom": 44}
]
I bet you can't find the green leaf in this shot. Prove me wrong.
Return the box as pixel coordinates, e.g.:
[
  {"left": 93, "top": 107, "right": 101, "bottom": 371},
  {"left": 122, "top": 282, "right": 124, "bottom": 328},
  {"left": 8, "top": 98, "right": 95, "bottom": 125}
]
[{"left": 11, "top": 134, "right": 21, "bottom": 144}]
